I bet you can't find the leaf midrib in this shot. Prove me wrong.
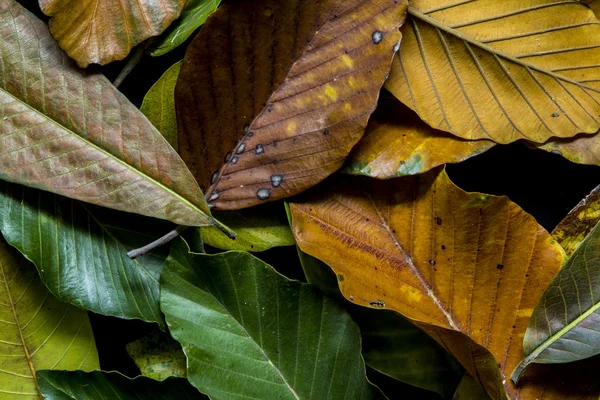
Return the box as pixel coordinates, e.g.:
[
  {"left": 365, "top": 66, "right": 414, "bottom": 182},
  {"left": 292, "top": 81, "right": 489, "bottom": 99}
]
[
  {"left": 0, "top": 258, "right": 42, "bottom": 399},
  {"left": 0, "top": 88, "right": 209, "bottom": 223},
  {"left": 408, "top": 6, "right": 600, "bottom": 94}
]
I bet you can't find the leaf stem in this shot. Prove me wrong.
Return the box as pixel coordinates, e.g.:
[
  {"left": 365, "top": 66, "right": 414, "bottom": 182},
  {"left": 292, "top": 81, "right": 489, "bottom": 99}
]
[
  {"left": 113, "top": 45, "right": 146, "bottom": 88},
  {"left": 127, "top": 226, "right": 189, "bottom": 259}
]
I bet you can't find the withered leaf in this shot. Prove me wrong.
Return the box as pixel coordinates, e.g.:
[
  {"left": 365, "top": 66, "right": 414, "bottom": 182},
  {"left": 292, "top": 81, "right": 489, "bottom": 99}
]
[{"left": 176, "top": 0, "right": 408, "bottom": 210}]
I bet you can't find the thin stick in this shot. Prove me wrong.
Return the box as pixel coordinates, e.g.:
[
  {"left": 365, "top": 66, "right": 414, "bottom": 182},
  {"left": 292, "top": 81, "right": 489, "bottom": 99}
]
[
  {"left": 128, "top": 226, "right": 189, "bottom": 259},
  {"left": 113, "top": 45, "right": 145, "bottom": 88}
]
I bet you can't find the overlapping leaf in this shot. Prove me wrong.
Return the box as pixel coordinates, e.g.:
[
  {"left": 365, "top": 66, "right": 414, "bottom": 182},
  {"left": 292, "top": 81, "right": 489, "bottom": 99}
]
[
  {"left": 141, "top": 61, "right": 182, "bottom": 150},
  {"left": 201, "top": 205, "right": 295, "bottom": 252},
  {"left": 534, "top": 133, "right": 600, "bottom": 169},
  {"left": 290, "top": 169, "right": 600, "bottom": 399},
  {"left": 387, "top": 0, "right": 600, "bottom": 144},
  {"left": 38, "top": 371, "right": 205, "bottom": 399},
  {"left": 176, "top": 0, "right": 407, "bottom": 210},
  {"left": 160, "top": 239, "right": 384, "bottom": 399},
  {"left": 0, "top": 0, "right": 228, "bottom": 232},
  {"left": 126, "top": 329, "right": 187, "bottom": 381},
  {"left": 512, "top": 184, "right": 600, "bottom": 381},
  {"left": 150, "top": 0, "right": 222, "bottom": 57},
  {"left": 0, "top": 181, "right": 170, "bottom": 327},
  {"left": 0, "top": 238, "right": 99, "bottom": 399},
  {"left": 551, "top": 183, "right": 600, "bottom": 256},
  {"left": 39, "top": 0, "right": 186, "bottom": 66},
  {"left": 296, "top": 249, "right": 463, "bottom": 398},
  {"left": 345, "top": 97, "right": 494, "bottom": 178}
]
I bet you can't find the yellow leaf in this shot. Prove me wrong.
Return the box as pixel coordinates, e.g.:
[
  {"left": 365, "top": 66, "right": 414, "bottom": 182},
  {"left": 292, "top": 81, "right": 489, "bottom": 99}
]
[{"left": 387, "top": 1, "right": 600, "bottom": 144}]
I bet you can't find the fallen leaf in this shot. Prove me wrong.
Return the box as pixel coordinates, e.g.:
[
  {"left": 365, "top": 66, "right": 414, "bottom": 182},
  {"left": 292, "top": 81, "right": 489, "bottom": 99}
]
[
  {"left": 126, "top": 329, "right": 187, "bottom": 381},
  {"left": 0, "top": 238, "right": 99, "bottom": 398},
  {"left": 176, "top": 0, "right": 407, "bottom": 210},
  {"left": 38, "top": 371, "right": 205, "bottom": 399},
  {"left": 160, "top": 239, "right": 385, "bottom": 399},
  {"left": 150, "top": 0, "right": 222, "bottom": 57},
  {"left": 290, "top": 169, "right": 600, "bottom": 399},
  {"left": 534, "top": 132, "right": 600, "bottom": 169},
  {"left": 0, "top": 181, "right": 171, "bottom": 327},
  {"left": 387, "top": 1, "right": 600, "bottom": 144},
  {"left": 344, "top": 97, "right": 495, "bottom": 178},
  {"left": 551, "top": 183, "right": 600, "bottom": 256},
  {"left": 141, "top": 61, "right": 182, "bottom": 150},
  {"left": 0, "top": 1, "right": 228, "bottom": 232},
  {"left": 39, "top": 0, "right": 186, "bottom": 66}
]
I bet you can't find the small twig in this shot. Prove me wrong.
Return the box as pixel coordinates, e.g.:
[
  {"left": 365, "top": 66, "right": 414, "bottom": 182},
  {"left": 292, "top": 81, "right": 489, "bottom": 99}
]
[
  {"left": 128, "top": 226, "right": 189, "bottom": 259},
  {"left": 113, "top": 45, "right": 146, "bottom": 88}
]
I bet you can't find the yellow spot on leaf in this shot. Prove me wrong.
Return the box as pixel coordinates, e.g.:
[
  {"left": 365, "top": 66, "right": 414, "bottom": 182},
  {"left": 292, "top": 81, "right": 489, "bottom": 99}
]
[{"left": 324, "top": 85, "right": 338, "bottom": 101}]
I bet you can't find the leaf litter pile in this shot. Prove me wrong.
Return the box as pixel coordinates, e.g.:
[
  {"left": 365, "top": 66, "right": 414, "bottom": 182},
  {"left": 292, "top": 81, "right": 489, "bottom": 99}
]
[{"left": 2, "top": 0, "right": 600, "bottom": 399}]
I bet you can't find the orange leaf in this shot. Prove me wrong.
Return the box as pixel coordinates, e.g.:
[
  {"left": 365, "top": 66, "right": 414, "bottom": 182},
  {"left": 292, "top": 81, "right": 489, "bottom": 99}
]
[
  {"left": 290, "top": 169, "right": 600, "bottom": 399},
  {"left": 345, "top": 97, "right": 495, "bottom": 178},
  {"left": 175, "top": 0, "right": 407, "bottom": 210},
  {"left": 39, "top": 0, "right": 187, "bottom": 67}
]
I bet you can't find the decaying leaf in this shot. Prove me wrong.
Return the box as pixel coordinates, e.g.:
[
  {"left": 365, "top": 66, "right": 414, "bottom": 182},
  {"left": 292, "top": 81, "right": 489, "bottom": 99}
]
[
  {"left": 0, "top": 238, "right": 99, "bottom": 399},
  {"left": 551, "top": 183, "right": 600, "bottom": 256},
  {"left": 176, "top": 0, "right": 407, "bottom": 210},
  {"left": 126, "top": 329, "right": 187, "bottom": 381},
  {"left": 0, "top": 1, "right": 229, "bottom": 233},
  {"left": 290, "top": 169, "right": 600, "bottom": 399},
  {"left": 387, "top": 1, "right": 600, "bottom": 144},
  {"left": 345, "top": 97, "right": 495, "bottom": 178},
  {"left": 39, "top": 0, "right": 186, "bottom": 66},
  {"left": 534, "top": 133, "right": 600, "bottom": 169}
]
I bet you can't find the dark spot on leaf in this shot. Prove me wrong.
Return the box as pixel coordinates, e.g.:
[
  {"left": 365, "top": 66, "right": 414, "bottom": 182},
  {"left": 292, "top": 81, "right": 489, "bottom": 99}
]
[
  {"left": 243, "top": 124, "right": 250, "bottom": 135},
  {"left": 441, "top": 245, "right": 446, "bottom": 250},
  {"left": 435, "top": 216, "right": 442, "bottom": 225},
  {"left": 323, "top": 129, "right": 330, "bottom": 135},
  {"left": 236, "top": 143, "right": 246, "bottom": 154},
  {"left": 211, "top": 171, "right": 219, "bottom": 184},
  {"left": 224, "top": 152, "right": 232, "bottom": 163},
  {"left": 255, "top": 144, "right": 264, "bottom": 154},
  {"left": 429, "top": 260, "right": 436, "bottom": 265},
  {"left": 552, "top": 112, "right": 559, "bottom": 117},
  {"left": 231, "top": 156, "right": 239, "bottom": 164},
  {"left": 497, "top": 264, "right": 504, "bottom": 270}
]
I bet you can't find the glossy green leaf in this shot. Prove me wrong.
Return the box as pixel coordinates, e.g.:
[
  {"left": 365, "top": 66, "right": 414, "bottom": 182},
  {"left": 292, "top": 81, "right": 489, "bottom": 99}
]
[
  {"left": 201, "top": 204, "right": 295, "bottom": 252},
  {"left": 0, "top": 181, "right": 170, "bottom": 327},
  {"left": 37, "top": 371, "right": 205, "bottom": 399},
  {"left": 160, "top": 238, "right": 384, "bottom": 400},
  {"left": 150, "top": 0, "right": 222, "bottom": 57},
  {"left": 126, "top": 329, "right": 187, "bottom": 381},
  {"left": 0, "top": 1, "right": 230, "bottom": 233},
  {"left": 0, "top": 238, "right": 98, "bottom": 399},
  {"left": 141, "top": 61, "right": 182, "bottom": 150},
  {"left": 297, "top": 249, "right": 462, "bottom": 399},
  {"left": 512, "top": 219, "right": 600, "bottom": 382}
]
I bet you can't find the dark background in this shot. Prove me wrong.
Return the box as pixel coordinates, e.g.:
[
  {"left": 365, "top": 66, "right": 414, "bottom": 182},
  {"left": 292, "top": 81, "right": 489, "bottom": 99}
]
[{"left": 17, "top": 0, "right": 600, "bottom": 397}]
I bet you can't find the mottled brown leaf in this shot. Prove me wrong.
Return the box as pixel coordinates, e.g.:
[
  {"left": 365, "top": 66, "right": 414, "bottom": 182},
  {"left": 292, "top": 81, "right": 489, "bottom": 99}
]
[
  {"left": 176, "top": 0, "right": 407, "bottom": 210},
  {"left": 39, "top": 0, "right": 186, "bottom": 67},
  {"left": 0, "top": 0, "right": 227, "bottom": 231}
]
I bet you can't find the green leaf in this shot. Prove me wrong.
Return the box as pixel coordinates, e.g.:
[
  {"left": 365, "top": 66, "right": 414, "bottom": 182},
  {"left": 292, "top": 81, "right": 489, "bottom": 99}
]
[
  {"left": 141, "top": 61, "right": 182, "bottom": 150},
  {"left": 453, "top": 375, "right": 490, "bottom": 400},
  {"left": 160, "top": 238, "right": 384, "bottom": 400},
  {"left": 297, "top": 249, "right": 463, "bottom": 399},
  {"left": 126, "top": 329, "right": 187, "bottom": 381},
  {"left": 0, "top": 238, "right": 98, "bottom": 399},
  {"left": 512, "top": 219, "right": 600, "bottom": 382},
  {"left": 37, "top": 371, "right": 206, "bottom": 399},
  {"left": 150, "top": 0, "right": 222, "bottom": 57},
  {"left": 0, "top": 181, "right": 170, "bottom": 327},
  {"left": 201, "top": 204, "right": 295, "bottom": 252},
  {"left": 0, "top": 1, "right": 230, "bottom": 233}
]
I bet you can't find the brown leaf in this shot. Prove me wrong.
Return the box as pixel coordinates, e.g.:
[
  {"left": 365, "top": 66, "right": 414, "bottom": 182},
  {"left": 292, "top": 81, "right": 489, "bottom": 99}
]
[
  {"left": 552, "top": 184, "right": 600, "bottom": 257},
  {"left": 533, "top": 132, "right": 600, "bottom": 168},
  {"left": 0, "top": 0, "right": 225, "bottom": 231},
  {"left": 175, "top": 0, "right": 407, "bottom": 210},
  {"left": 39, "top": 0, "right": 186, "bottom": 67},
  {"left": 345, "top": 97, "right": 495, "bottom": 178},
  {"left": 290, "top": 169, "right": 600, "bottom": 399}
]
